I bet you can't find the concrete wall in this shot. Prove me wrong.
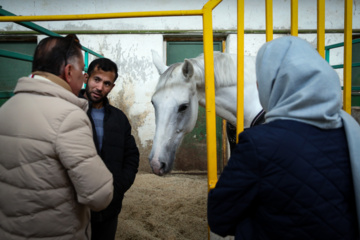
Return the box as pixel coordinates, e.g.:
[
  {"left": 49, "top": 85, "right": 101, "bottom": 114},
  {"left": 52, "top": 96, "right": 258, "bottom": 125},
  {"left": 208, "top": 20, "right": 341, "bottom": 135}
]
[
  {"left": 1, "top": 0, "right": 359, "bottom": 172},
  {"left": 352, "top": 107, "right": 360, "bottom": 124},
  {"left": 2, "top": 0, "right": 359, "bottom": 31}
]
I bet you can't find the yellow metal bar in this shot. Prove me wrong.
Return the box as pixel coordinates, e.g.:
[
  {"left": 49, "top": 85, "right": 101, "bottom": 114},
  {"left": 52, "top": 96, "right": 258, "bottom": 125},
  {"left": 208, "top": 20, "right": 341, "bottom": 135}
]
[
  {"left": 291, "top": 0, "right": 298, "bottom": 36},
  {"left": 0, "top": 10, "right": 204, "bottom": 22},
  {"left": 265, "top": 0, "right": 273, "bottom": 42},
  {"left": 204, "top": 2, "right": 222, "bottom": 239},
  {"left": 221, "top": 40, "right": 228, "bottom": 171},
  {"left": 317, "top": 0, "right": 325, "bottom": 58},
  {"left": 203, "top": 0, "right": 222, "bottom": 192},
  {"left": 236, "top": 0, "right": 245, "bottom": 143},
  {"left": 343, "top": 0, "right": 352, "bottom": 114}
]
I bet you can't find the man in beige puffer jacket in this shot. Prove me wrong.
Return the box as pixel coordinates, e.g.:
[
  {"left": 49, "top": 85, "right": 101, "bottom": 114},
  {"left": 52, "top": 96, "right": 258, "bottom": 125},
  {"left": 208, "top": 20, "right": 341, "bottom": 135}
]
[{"left": 0, "top": 34, "right": 114, "bottom": 240}]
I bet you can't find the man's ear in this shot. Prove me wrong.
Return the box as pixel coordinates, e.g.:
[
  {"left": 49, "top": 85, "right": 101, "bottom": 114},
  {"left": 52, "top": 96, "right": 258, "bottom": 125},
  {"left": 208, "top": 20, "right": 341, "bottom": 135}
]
[
  {"left": 84, "top": 72, "right": 89, "bottom": 84},
  {"left": 64, "top": 64, "right": 72, "bottom": 84}
]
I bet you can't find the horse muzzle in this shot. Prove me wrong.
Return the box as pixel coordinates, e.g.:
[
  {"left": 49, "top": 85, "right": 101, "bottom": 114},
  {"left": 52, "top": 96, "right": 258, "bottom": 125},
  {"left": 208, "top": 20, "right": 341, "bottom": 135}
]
[{"left": 149, "top": 159, "right": 167, "bottom": 176}]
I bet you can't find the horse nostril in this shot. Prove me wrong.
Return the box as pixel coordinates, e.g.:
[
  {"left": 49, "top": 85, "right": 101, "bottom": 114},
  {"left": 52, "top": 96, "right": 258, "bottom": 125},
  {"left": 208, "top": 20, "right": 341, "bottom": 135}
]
[
  {"left": 158, "top": 162, "right": 167, "bottom": 176},
  {"left": 160, "top": 162, "right": 166, "bottom": 170}
]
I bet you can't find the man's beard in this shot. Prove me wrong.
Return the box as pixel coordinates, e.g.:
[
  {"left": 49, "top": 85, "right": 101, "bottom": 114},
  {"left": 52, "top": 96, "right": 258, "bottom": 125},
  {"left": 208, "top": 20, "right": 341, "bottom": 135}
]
[{"left": 85, "top": 86, "right": 103, "bottom": 104}]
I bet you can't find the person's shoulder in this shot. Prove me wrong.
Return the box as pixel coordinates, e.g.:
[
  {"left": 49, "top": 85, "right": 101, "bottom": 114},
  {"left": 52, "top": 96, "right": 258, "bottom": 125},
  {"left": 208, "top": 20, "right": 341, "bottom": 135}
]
[
  {"left": 106, "top": 103, "right": 131, "bottom": 121},
  {"left": 241, "top": 120, "right": 300, "bottom": 143},
  {"left": 107, "top": 104, "right": 125, "bottom": 115},
  {"left": 246, "top": 119, "right": 307, "bottom": 133}
]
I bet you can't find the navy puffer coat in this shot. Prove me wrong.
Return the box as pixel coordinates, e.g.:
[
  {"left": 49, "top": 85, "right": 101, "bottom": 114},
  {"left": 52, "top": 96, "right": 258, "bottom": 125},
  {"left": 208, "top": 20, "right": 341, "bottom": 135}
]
[{"left": 208, "top": 120, "right": 358, "bottom": 240}]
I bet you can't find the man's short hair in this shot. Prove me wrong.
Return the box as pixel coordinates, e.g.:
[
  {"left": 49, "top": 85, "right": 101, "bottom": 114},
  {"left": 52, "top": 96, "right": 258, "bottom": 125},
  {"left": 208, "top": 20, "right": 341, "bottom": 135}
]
[
  {"left": 32, "top": 34, "right": 82, "bottom": 76},
  {"left": 87, "top": 58, "right": 118, "bottom": 82}
]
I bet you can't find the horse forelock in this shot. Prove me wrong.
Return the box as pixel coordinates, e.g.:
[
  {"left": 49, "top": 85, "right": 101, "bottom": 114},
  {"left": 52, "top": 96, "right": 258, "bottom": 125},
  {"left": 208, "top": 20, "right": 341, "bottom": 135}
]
[
  {"left": 155, "top": 62, "right": 182, "bottom": 91},
  {"left": 154, "top": 52, "right": 237, "bottom": 93},
  {"left": 153, "top": 62, "right": 197, "bottom": 99},
  {"left": 153, "top": 82, "right": 196, "bottom": 99}
]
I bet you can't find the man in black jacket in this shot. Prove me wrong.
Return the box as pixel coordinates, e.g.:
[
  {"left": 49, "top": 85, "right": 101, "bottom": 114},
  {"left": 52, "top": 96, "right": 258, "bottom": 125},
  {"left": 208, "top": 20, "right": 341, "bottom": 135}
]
[{"left": 80, "top": 58, "right": 139, "bottom": 240}]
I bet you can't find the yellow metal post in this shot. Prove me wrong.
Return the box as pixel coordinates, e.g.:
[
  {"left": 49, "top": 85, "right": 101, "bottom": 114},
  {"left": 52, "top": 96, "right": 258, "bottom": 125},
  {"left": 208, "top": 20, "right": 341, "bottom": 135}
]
[
  {"left": 265, "top": 0, "right": 273, "bottom": 42},
  {"left": 236, "top": 0, "right": 245, "bottom": 143},
  {"left": 317, "top": 0, "right": 325, "bottom": 58},
  {"left": 343, "top": 0, "right": 352, "bottom": 114},
  {"left": 203, "top": 2, "right": 222, "bottom": 240},
  {"left": 221, "top": 41, "right": 228, "bottom": 170},
  {"left": 202, "top": 0, "right": 222, "bottom": 192},
  {"left": 291, "top": 0, "right": 298, "bottom": 36}
]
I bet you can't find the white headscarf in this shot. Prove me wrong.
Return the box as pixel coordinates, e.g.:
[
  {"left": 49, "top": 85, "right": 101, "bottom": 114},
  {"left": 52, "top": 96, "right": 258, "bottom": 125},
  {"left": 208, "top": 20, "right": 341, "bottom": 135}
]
[{"left": 256, "top": 36, "right": 360, "bottom": 231}]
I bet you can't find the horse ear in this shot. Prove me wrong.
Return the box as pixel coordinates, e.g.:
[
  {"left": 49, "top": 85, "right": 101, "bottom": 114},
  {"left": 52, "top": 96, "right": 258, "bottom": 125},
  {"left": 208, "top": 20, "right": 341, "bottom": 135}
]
[
  {"left": 182, "top": 59, "right": 194, "bottom": 80},
  {"left": 151, "top": 49, "right": 168, "bottom": 75}
]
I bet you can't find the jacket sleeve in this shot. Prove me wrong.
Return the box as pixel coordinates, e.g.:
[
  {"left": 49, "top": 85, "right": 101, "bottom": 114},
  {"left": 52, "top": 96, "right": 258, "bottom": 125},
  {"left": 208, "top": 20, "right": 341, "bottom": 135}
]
[
  {"left": 207, "top": 131, "right": 260, "bottom": 237},
  {"left": 116, "top": 117, "right": 139, "bottom": 194},
  {"left": 55, "top": 109, "right": 114, "bottom": 212}
]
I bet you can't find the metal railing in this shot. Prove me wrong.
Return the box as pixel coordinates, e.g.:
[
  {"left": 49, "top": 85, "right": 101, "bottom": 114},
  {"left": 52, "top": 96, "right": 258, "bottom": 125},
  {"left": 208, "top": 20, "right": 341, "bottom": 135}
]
[
  {"left": 325, "top": 38, "right": 360, "bottom": 92},
  {"left": 236, "top": 0, "right": 353, "bottom": 142},
  {"left": 0, "top": 7, "right": 104, "bottom": 71}
]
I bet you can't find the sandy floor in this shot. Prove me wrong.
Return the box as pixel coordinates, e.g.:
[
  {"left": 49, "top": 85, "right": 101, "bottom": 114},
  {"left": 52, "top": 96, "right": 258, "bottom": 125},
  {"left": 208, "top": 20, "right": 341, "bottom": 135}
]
[{"left": 115, "top": 172, "right": 209, "bottom": 240}]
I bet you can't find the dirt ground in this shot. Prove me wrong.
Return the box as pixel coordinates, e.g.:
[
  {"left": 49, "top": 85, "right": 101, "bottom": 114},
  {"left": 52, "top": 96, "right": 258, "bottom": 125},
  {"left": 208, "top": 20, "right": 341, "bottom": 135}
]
[{"left": 115, "top": 172, "right": 209, "bottom": 240}]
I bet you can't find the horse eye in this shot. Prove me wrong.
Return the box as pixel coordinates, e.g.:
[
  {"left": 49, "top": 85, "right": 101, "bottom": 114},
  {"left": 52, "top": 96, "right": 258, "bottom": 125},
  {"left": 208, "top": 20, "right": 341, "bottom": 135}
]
[{"left": 178, "top": 104, "right": 188, "bottom": 113}]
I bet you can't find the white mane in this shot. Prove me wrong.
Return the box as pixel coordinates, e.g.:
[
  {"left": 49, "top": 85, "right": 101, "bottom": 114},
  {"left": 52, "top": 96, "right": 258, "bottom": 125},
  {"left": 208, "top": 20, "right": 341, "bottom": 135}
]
[
  {"left": 155, "top": 51, "right": 238, "bottom": 92},
  {"left": 191, "top": 51, "right": 237, "bottom": 88}
]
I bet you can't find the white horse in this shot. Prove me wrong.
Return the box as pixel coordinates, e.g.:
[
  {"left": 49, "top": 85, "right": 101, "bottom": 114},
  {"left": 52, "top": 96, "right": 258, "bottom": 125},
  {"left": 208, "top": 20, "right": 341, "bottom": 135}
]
[{"left": 149, "top": 50, "right": 263, "bottom": 176}]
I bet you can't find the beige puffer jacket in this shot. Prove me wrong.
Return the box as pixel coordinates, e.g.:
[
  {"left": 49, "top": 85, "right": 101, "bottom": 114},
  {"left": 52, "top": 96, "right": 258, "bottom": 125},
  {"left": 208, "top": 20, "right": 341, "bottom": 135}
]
[{"left": 0, "top": 72, "right": 113, "bottom": 240}]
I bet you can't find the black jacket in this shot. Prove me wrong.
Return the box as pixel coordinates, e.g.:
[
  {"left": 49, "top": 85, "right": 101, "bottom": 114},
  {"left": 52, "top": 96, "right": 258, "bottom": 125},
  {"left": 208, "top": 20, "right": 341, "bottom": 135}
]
[
  {"left": 80, "top": 90, "right": 139, "bottom": 221},
  {"left": 208, "top": 120, "right": 358, "bottom": 240}
]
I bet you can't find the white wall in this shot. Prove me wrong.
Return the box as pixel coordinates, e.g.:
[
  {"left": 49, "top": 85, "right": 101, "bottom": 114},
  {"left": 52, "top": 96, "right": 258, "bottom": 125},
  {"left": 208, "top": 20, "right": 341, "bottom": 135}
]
[
  {"left": 1, "top": 0, "right": 359, "bottom": 171},
  {"left": 2, "top": 0, "right": 359, "bottom": 31}
]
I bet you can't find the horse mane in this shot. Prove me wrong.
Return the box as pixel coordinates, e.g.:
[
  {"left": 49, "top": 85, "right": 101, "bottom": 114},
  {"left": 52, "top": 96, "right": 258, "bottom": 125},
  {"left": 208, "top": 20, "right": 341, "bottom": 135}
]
[
  {"left": 194, "top": 51, "right": 237, "bottom": 87},
  {"left": 155, "top": 51, "right": 237, "bottom": 91},
  {"left": 187, "top": 52, "right": 237, "bottom": 87}
]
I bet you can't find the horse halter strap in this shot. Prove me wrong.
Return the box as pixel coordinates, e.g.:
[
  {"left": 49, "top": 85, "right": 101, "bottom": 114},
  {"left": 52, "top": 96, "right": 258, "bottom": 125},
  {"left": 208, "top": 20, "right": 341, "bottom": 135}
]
[{"left": 250, "top": 109, "right": 266, "bottom": 127}]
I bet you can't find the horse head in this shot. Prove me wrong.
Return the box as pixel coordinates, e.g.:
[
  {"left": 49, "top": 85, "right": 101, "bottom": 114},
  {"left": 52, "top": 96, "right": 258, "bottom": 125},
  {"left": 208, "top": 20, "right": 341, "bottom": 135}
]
[
  {"left": 149, "top": 50, "right": 200, "bottom": 176},
  {"left": 148, "top": 50, "right": 263, "bottom": 176}
]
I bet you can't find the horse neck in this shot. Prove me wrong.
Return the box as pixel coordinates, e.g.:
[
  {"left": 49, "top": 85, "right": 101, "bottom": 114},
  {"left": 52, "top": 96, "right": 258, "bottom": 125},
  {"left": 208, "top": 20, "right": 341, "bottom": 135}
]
[
  {"left": 197, "top": 85, "right": 238, "bottom": 127},
  {"left": 198, "top": 84, "right": 263, "bottom": 128},
  {"left": 194, "top": 54, "right": 263, "bottom": 128}
]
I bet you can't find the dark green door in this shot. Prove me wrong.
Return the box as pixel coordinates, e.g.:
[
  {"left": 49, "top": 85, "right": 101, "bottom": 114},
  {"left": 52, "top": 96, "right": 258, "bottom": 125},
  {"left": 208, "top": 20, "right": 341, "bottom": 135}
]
[
  {"left": 166, "top": 41, "right": 224, "bottom": 172},
  {"left": 0, "top": 39, "right": 36, "bottom": 107},
  {"left": 352, "top": 39, "right": 360, "bottom": 106}
]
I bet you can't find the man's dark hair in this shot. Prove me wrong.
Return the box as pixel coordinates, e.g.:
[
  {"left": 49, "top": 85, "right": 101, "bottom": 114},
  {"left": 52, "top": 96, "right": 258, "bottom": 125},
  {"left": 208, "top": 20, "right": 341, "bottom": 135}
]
[
  {"left": 32, "top": 34, "right": 82, "bottom": 76},
  {"left": 87, "top": 58, "right": 118, "bottom": 82}
]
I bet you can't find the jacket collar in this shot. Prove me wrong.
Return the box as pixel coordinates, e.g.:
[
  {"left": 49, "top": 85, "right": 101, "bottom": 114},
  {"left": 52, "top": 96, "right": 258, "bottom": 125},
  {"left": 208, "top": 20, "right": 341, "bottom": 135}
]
[
  {"left": 31, "top": 71, "right": 72, "bottom": 93},
  {"left": 14, "top": 72, "right": 88, "bottom": 111}
]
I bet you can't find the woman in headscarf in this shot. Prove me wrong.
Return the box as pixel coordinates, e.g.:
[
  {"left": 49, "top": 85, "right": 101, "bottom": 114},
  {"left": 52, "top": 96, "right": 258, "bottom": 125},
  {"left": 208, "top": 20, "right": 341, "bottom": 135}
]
[{"left": 207, "top": 36, "right": 360, "bottom": 240}]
